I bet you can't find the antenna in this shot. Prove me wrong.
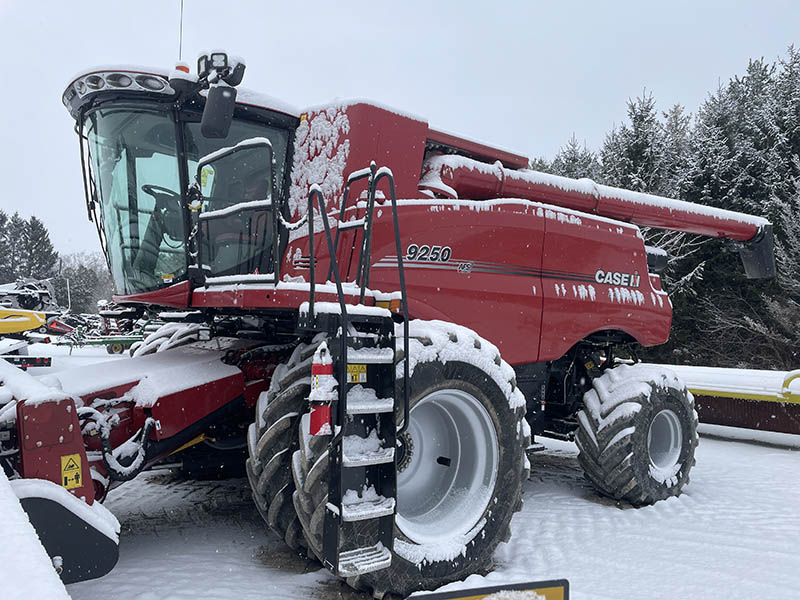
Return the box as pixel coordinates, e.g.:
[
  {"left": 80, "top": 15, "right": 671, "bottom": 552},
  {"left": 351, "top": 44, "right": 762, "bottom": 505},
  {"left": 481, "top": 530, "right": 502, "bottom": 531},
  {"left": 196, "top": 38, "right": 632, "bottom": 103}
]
[{"left": 178, "top": 0, "right": 185, "bottom": 61}]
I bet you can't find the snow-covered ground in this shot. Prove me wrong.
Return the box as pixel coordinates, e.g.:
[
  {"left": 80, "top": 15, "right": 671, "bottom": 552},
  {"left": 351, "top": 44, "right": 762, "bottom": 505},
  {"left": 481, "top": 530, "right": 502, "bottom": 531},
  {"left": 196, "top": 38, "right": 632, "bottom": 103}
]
[
  {"left": 59, "top": 434, "right": 800, "bottom": 600},
  {"left": 0, "top": 470, "right": 70, "bottom": 600},
  {"left": 4, "top": 346, "right": 800, "bottom": 599},
  {"left": 25, "top": 342, "right": 126, "bottom": 374}
]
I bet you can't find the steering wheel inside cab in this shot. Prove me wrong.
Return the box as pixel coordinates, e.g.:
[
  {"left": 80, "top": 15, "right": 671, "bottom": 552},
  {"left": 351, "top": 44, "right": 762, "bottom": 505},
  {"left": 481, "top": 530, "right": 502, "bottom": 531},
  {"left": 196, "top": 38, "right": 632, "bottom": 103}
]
[{"left": 141, "top": 184, "right": 184, "bottom": 240}]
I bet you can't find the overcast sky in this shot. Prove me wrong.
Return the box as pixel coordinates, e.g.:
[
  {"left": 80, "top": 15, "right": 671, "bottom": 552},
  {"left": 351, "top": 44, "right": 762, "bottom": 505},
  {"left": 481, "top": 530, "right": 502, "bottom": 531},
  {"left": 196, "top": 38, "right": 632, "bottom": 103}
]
[{"left": 0, "top": 0, "right": 797, "bottom": 255}]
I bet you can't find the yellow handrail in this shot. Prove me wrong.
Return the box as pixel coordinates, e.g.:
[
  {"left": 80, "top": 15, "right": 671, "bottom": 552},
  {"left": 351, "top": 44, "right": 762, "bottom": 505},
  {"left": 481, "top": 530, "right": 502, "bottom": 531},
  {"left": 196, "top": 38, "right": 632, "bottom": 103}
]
[{"left": 781, "top": 369, "right": 800, "bottom": 402}]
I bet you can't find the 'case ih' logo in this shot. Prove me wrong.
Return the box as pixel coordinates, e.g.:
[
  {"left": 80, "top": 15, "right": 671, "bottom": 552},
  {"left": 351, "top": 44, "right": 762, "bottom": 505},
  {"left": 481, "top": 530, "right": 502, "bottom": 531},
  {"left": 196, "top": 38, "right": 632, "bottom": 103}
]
[{"left": 595, "top": 269, "right": 641, "bottom": 287}]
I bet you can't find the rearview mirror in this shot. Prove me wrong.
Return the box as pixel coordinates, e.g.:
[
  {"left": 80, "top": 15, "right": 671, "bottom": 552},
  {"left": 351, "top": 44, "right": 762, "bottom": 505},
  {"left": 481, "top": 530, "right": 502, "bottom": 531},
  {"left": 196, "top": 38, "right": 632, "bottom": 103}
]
[{"left": 201, "top": 85, "right": 237, "bottom": 139}]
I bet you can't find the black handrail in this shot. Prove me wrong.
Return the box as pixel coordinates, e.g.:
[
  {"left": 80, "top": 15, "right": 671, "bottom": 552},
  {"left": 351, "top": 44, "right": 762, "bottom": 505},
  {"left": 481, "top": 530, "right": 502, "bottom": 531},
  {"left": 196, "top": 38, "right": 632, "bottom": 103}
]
[
  {"left": 369, "top": 166, "right": 410, "bottom": 436},
  {"left": 327, "top": 166, "right": 372, "bottom": 282},
  {"left": 306, "top": 185, "right": 350, "bottom": 437},
  {"left": 305, "top": 162, "right": 410, "bottom": 437}
]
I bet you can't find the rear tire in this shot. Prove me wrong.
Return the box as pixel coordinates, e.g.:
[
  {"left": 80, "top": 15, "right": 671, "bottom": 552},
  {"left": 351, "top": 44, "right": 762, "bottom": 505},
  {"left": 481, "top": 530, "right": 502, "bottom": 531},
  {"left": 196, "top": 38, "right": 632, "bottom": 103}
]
[
  {"left": 576, "top": 363, "right": 698, "bottom": 506},
  {"left": 292, "top": 321, "right": 529, "bottom": 599},
  {"left": 245, "top": 338, "right": 323, "bottom": 553}
]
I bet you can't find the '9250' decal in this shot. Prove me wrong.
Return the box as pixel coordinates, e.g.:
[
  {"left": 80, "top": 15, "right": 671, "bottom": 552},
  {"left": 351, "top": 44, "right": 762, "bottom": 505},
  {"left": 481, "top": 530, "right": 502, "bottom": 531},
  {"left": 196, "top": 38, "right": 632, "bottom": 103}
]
[{"left": 406, "top": 244, "right": 452, "bottom": 262}]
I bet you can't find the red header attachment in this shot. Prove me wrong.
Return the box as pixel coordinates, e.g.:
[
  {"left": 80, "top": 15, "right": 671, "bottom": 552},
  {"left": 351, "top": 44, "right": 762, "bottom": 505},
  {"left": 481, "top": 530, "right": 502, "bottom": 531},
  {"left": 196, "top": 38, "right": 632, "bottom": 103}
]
[{"left": 17, "top": 397, "right": 95, "bottom": 504}]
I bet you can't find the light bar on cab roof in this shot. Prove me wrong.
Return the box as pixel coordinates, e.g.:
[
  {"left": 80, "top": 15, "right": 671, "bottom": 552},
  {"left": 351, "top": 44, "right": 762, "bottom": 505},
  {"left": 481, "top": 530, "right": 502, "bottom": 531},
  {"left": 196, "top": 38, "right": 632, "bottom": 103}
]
[{"left": 62, "top": 70, "right": 175, "bottom": 117}]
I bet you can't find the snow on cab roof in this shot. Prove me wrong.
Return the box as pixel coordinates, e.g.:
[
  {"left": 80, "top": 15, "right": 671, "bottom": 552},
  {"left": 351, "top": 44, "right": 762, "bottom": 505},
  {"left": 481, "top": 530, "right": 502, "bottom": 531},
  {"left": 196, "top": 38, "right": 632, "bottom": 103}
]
[
  {"left": 65, "top": 64, "right": 301, "bottom": 118},
  {"left": 299, "top": 98, "right": 427, "bottom": 123}
]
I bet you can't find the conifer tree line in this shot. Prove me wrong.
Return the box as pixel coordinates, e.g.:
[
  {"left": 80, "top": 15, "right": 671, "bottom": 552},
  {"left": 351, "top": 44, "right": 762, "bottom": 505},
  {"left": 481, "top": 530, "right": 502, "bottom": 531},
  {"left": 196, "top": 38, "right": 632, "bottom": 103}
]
[
  {"left": 534, "top": 46, "right": 800, "bottom": 370},
  {"left": 0, "top": 209, "right": 112, "bottom": 313},
  {"left": 0, "top": 210, "right": 59, "bottom": 283}
]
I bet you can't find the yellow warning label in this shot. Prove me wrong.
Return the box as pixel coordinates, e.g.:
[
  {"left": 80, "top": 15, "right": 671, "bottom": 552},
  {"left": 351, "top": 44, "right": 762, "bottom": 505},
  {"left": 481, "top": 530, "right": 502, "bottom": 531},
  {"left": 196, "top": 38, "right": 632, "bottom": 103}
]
[
  {"left": 347, "top": 364, "right": 367, "bottom": 384},
  {"left": 61, "top": 454, "right": 82, "bottom": 490}
]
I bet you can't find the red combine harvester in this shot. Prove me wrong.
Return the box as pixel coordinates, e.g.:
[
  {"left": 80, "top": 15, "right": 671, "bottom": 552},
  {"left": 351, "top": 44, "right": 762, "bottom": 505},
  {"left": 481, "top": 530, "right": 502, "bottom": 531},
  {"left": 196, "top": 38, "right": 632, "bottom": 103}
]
[{"left": 0, "top": 53, "right": 774, "bottom": 597}]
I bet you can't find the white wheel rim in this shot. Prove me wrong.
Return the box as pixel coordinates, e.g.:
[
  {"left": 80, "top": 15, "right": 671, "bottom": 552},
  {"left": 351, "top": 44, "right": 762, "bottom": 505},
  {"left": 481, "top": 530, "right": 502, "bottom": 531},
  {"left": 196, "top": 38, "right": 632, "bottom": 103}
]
[
  {"left": 396, "top": 388, "right": 499, "bottom": 545},
  {"left": 647, "top": 409, "right": 683, "bottom": 470}
]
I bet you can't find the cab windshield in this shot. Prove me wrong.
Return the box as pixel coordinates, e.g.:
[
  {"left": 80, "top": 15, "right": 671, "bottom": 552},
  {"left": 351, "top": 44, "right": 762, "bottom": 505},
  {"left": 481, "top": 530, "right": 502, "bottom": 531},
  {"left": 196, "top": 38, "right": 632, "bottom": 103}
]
[{"left": 86, "top": 105, "right": 289, "bottom": 295}]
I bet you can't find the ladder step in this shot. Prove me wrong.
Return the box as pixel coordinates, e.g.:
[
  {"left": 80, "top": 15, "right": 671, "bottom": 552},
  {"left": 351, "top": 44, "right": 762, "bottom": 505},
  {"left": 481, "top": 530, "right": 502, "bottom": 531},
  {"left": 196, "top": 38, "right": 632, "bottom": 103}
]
[
  {"left": 338, "top": 542, "right": 392, "bottom": 577},
  {"left": 343, "top": 431, "right": 395, "bottom": 467},
  {"left": 347, "top": 385, "right": 394, "bottom": 414},
  {"left": 346, "top": 347, "right": 394, "bottom": 364},
  {"left": 341, "top": 485, "right": 395, "bottom": 522}
]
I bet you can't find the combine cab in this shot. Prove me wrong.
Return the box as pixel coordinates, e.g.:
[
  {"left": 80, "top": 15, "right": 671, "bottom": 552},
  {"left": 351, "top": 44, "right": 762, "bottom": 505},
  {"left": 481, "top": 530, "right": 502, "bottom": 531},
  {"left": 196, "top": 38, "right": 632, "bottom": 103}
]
[{"left": 0, "top": 52, "right": 775, "bottom": 596}]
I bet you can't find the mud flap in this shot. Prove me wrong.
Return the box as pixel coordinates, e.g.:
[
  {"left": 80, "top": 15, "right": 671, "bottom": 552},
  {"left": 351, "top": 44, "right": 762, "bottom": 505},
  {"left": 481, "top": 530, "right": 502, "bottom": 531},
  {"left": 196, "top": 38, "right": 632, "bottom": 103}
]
[{"left": 12, "top": 479, "right": 120, "bottom": 584}]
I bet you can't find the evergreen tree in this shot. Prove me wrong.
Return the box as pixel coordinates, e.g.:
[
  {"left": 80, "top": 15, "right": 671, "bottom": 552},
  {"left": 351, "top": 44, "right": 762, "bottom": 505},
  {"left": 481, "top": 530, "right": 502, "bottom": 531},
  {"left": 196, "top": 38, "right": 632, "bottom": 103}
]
[
  {"left": 659, "top": 104, "right": 692, "bottom": 198},
  {"left": 528, "top": 156, "right": 552, "bottom": 173},
  {"left": 52, "top": 252, "right": 114, "bottom": 313},
  {"left": 0, "top": 210, "right": 11, "bottom": 283},
  {"left": 21, "top": 216, "right": 58, "bottom": 279},
  {"left": 61, "top": 264, "right": 100, "bottom": 314},
  {"left": 550, "top": 135, "right": 601, "bottom": 180},
  {"left": 5, "top": 212, "right": 28, "bottom": 282},
  {"left": 600, "top": 92, "right": 663, "bottom": 192}
]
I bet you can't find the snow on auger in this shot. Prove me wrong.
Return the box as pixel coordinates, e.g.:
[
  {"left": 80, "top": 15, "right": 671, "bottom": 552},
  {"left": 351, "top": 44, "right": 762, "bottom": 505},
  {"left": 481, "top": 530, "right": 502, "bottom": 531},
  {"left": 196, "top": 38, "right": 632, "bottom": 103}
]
[{"left": 0, "top": 52, "right": 775, "bottom": 596}]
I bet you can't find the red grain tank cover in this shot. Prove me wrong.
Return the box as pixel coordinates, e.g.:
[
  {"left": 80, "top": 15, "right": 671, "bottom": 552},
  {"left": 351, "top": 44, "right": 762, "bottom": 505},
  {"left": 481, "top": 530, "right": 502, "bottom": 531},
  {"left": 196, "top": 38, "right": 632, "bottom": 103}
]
[{"left": 288, "top": 101, "right": 429, "bottom": 221}]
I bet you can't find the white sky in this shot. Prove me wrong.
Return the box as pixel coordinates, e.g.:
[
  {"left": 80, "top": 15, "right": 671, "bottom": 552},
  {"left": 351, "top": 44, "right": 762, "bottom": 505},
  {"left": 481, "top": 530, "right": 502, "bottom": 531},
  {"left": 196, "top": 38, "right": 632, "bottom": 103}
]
[{"left": 0, "top": 0, "right": 797, "bottom": 254}]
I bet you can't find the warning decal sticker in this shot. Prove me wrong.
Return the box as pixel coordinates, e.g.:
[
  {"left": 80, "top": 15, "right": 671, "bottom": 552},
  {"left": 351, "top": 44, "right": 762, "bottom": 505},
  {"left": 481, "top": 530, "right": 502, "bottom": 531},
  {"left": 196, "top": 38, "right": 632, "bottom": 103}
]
[
  {"left": 61, "top": 453, "right": 82, "bottom": 490},
  {"left": 346, "top": 364, "right": 367, "bottom": 383}
]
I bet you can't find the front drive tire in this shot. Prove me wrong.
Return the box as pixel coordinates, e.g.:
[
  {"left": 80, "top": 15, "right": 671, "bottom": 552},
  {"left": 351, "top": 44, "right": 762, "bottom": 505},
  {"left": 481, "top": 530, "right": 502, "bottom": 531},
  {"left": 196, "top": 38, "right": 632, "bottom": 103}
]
[
  {"left": 245, "top": 338, "right": 323, "bottom": 553},
  {"left": 576, "top": 363, "right": 698, "bottom": 506},
  {"left": 292, "top": 320, "right": 530, "bottom": 599}
]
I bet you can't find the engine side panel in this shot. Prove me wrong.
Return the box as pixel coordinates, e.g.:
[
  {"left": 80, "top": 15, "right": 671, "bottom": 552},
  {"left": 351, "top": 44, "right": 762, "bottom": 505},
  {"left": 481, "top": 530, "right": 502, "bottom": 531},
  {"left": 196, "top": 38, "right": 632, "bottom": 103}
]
[
  {"left": 539, "top": 208, "right": 671, "bottom": 361},
  {"left": 361, "top": 199, "right": 671, "bottom": 365},
  {"left": 367, "top": 200, "right": 546, "bottom": 364}
]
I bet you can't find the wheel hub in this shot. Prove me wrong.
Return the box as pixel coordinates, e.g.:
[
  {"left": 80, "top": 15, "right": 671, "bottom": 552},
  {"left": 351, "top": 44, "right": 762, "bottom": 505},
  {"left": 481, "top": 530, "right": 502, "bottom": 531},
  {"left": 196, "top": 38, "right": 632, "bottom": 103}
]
[
  {"left": 647, "top": 409, "right": 683, "bottom": 470},
  {"left": 395, "top": 388, "right": 499, "bottom": 545},
  {"left": 396, "top": 431, "right": 414, "bottom": 473}
]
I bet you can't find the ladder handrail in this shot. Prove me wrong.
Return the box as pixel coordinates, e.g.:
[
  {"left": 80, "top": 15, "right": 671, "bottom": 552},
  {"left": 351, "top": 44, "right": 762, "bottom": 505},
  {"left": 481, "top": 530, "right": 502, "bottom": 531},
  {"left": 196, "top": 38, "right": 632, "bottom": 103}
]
[
  {"left": 306, "top": 185, "right": 350, "bottom": 431},
  {"left": 305, "top": 162, "right": 410, "bottom": 437},
  {"left": 369, "top": 166, "right": 410, "bottom": 437},
  {"left": 327, "top": 167, "right": 373, "bottom": 282}
]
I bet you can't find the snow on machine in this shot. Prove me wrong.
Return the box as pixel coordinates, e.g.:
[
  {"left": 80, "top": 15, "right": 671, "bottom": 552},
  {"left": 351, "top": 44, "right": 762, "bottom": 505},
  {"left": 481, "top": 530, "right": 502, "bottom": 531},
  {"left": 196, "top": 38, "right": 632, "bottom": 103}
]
[{"left": 0, "top": 52, "right": 775, "bottom": 596}]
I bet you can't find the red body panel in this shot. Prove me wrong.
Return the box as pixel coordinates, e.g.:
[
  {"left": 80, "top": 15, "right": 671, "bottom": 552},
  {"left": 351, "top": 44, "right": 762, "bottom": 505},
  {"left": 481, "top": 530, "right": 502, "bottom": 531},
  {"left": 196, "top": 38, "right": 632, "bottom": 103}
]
[
  {"left": 287, "top": 103, "right": 428, "bottom": 222},
  {"left": 192, "top": 283, "right": 374, "bottom": 310},
  {"left": 149, "top": 373, "right": 244, "bottom": 439},
  {"left": 113, "top": 280, "right": 191, "bottom": 309},
  {"left": 538, "top": 208, "right": 671, "bottom": 360},
  {"left": 17, "top": 398, "right": 95, "bottom": 504},
  {"left": 361, "top": 200, "right": 670, "bottom": 364},
  {"left": 426, "top": 128, "right": 529, "bottom": 169}
]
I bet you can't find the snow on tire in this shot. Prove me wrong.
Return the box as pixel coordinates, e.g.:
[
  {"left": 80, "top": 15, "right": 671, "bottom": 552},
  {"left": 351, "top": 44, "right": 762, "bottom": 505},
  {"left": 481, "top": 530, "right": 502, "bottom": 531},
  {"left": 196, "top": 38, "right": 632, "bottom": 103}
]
[
  {"left": 292, "top": 320, "right": 530, "bottom": 599},
  {"left": 576, "top": 363, "right": 698, "bottom": 506},
  {"left": 130, "top": 322, "right": 202, "bottom": 357},
  {"left": 245, "top": 337, "right": 324, "bottom": 553}
]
